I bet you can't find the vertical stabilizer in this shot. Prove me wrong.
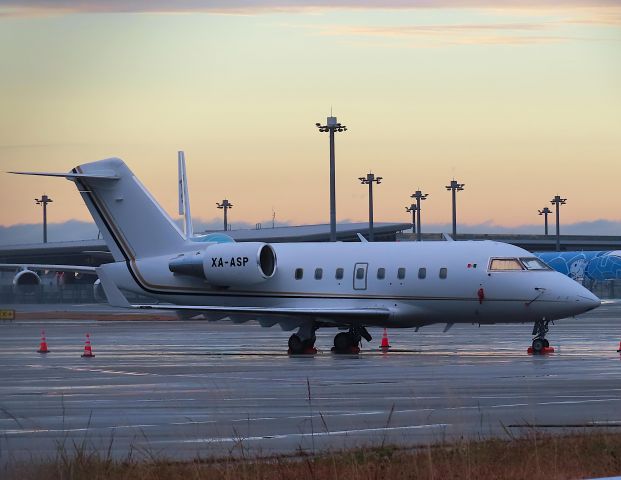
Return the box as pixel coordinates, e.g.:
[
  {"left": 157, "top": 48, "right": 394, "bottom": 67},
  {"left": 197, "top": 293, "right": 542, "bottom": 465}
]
[
  {"left": 177, "top": 151, "right": 193, "bottom": 239},
  {"left": 73, "top": 158, "right": 186, "bottom": 261}
]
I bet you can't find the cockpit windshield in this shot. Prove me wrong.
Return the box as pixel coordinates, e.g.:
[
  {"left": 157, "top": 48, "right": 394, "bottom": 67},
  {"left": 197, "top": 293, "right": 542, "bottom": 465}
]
[
  {"left": 489, "top": 258, "right": 524, "bottom": 271},
  {"left": 520, "top": 257, "right": 551, "bottom": 270},
  {"left": 488, "top": 257, "right": 551, "bottom": 271}
]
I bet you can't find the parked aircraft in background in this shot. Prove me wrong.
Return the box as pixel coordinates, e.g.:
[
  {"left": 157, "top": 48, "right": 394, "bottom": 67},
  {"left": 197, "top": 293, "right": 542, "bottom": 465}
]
[
  {"left": 8, "top": 158, "right": 600, "bottom": 354},
  {"left": 535, "top": 251, "right": 621, "bottom": 283}
]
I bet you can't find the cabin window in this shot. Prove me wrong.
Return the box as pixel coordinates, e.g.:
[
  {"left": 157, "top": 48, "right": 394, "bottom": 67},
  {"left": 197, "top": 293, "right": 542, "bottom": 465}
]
[
  {"left": 314, "top": 268, "right": 323, "bottom": 280},
  {"left": 418, "top": 267, "right": 426, "bottom": 279},
  {"left": 520, "top": 257, "right": 550, "bottom": 270},
  {"left": 335, "top": 268, "right": 344, "bottom": 280},
  {"left": 439, "top": 267, "right": 448, "bottom": 279},
  {"left": 295, "top": 268, "right": 304, "bottom": 280},
  {"left": 489, "top": 258, "right": 524, "bottom": 271},
  {"left": 356, "top": 267, "right": 365, "bottom": 280},
  {"left": 397, "top": 267, "right": 406, "bottom": 280},
  {"left": 377, "top": 268, "right": 385, "bottom": 280}
]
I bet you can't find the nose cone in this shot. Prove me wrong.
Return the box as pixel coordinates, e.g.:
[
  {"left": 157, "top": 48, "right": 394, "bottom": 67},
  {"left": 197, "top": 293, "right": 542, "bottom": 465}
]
[
  {"left": 561, "top": 276, "right": 601, "bottom": 315},
  {"left": 575, "top": 289, "right": 601, "bottom": 313}
]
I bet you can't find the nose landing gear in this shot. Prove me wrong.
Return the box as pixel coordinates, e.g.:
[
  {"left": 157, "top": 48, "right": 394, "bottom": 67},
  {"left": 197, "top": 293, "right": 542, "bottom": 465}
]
[{"left": 528, "top": 319, "right": 555, "bottom": 354}]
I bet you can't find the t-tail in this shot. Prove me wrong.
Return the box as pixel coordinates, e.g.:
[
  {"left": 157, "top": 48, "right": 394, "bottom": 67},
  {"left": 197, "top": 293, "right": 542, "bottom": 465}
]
[{"left": 10, "top": 158, "right": 187, "bottom": 262}]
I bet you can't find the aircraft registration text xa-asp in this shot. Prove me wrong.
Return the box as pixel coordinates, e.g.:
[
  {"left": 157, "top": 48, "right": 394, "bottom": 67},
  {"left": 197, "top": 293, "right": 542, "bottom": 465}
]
[{"left": 9, "top": 158, "right": 600, "bottom": 354}]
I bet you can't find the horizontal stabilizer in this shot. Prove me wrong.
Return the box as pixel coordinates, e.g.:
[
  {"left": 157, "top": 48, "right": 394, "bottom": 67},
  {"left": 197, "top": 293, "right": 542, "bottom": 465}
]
[{"left": 8, "top": 171, "right": 119, "bottom": 180}]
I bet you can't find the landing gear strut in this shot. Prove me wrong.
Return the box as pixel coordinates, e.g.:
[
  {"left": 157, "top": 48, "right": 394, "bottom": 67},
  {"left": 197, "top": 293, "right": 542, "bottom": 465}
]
[
  {"left": 288, "top": 323, "right": 318, "bottom": 355},
  {"left": 332, "top": 326, "right": 372, "bottom": 354},
  {"left": 530, "top": 319, "right": 552, "bottom": 354}
]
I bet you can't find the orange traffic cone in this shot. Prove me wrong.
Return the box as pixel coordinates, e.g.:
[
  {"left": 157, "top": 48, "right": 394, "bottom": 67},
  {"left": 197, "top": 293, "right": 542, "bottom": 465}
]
[
  {"left": 81, "top": 333, "right": 95, "bottom": 358},
  {"left": 379, "top": 328, "right": 391, "bottom": 351},
  {"left": 37, "top": 330, "right": 49, "bottom": 354}
]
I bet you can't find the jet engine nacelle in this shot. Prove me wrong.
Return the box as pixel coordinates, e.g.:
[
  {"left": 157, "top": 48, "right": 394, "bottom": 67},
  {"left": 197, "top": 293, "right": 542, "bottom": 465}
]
[
  {"left": 169, "top": 242, "right": 277, "bottom": 287},
  {"left": 13, "top": 269, "right": 41, "bottom": 287}
]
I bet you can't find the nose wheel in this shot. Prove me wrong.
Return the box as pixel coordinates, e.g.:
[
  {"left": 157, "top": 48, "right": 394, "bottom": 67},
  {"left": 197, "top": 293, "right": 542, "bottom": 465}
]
[{"left": 529, "top": 319, "right": 554, "bottom": 354}]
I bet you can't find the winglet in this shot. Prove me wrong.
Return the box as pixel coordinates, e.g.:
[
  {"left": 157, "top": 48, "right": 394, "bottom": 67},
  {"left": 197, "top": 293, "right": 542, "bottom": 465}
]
[
  {"left": 95, "top": 267, "right": 131, "bottom": 308},
  {"left": 357, "top": 233, "right": 368, "bottom": 243},
  {"left": 177, "top": 151, "right": 193, "bottom": 239}
]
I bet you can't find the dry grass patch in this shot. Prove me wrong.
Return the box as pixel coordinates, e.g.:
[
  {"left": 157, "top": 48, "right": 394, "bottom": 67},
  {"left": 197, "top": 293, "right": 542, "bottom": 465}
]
[{"left": 4, "top": 431, "right": 621, "bottom": 480}]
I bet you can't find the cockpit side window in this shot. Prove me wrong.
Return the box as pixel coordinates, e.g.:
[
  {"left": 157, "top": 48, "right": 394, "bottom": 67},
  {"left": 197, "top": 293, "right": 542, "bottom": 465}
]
[
  {"left": 520, "top": 257, "right": 551, "bottom": 270},
  {"left": 489, "top": 258, "right": 524, "bottom": 271}
]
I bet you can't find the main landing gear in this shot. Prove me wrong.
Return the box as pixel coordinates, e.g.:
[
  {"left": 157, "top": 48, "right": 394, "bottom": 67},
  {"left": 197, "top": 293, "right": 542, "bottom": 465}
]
[
  {"left": 529, "top": 319, "right": 554, "bottom": 354},
  {"left": 287, "top": 325, "right": 373, "bottom": 355},
  {"left": 288, "top": 324, "right": 318, "bottom": 355},
  {"left": 332, "top": 326, "right": 372, "bottom": 354}
]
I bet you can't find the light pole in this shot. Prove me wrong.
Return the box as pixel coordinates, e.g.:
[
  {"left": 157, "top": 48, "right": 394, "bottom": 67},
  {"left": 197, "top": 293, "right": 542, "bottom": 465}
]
[
  {"left": 316, "top": 115, "right": 347, "bottom": 242},
  {"left": 538, "top": 207, "right": 552, "bottom": 236},
  {"left": 445, "top": 179, "right": 465, "bottom": 239},
  {"left": 359, "top": 172, "right": 382, "bottom": 242},
  {"left": 34, "top": 194, "right": 53, "bottom": 243},
  {"left": 550, "top": 195, "right": 566, "bottom": 251},
  {"left": 405, "top": 203, "right": 418, "bottom": 234},
  {"left": 410, "top": 190, "right": 428, "bottom": 242},
  {"left": 217, "top": 199, "right": 233, "bottom": 232}
]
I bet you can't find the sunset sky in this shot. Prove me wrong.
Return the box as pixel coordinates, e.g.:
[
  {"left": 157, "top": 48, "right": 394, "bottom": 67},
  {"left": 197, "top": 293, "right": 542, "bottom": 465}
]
[{"left": 0, "top": 1, "right": 619, "bottom": 234}]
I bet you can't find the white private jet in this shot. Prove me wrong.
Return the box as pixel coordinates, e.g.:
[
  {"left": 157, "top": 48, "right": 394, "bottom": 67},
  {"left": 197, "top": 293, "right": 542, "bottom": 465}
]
[{"left": 9, "top": 158, "right": 600, "bottom": 354}]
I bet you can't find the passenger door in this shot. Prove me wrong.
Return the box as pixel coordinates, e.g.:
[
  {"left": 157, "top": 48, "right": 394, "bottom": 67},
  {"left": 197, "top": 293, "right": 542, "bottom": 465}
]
[{"left": 353, "top": 263, "right": 368, "bottom": 290}]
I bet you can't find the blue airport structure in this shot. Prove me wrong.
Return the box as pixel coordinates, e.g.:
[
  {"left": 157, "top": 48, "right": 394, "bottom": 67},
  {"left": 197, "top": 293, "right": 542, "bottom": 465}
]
[{"left": 535, "top": 250, "right": 621, "bottom": 282}]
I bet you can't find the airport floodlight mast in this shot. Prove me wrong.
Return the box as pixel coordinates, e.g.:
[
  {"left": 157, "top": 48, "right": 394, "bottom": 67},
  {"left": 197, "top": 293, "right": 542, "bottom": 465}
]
[
  {"left": 410, "top": 190, "right": 428, "bottom": 242},
  {"left": 34, "top": 194, "right": 53, "bottom": 243},
  {"left": 359, "top": 172, "right": 382, "bottom": 242},
  {"left": 538, "top": 207, "right": 552, "bottom": 236},
  {"left": 445, "top": 179, "right": 465, "bottom": 239},
  {"left": 550, "top": 195, "right": 567, "bottom": 252},
  {"left": 216, "top": 199, "right": 233, "bottom": 232},
  {"left": 316, "top": 115, "right": 347, "bottom": 242},
  {"left": 405, "top": 203, "right": 418, "bottom": 234}
]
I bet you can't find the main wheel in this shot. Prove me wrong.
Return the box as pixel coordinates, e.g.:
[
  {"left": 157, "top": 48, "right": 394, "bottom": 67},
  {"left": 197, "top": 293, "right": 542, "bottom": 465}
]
[
  {"left": 532, "top": 338, "right": 545, "bottom": 354},
  {"left": 288, "top": 334, "right": 305, "bottom": 354},
  {"left": 543, "top": 339, "right": 550, "bottom": 348},
  {"left": 334, "top": 332, "right": 354, "bottom": 352}
]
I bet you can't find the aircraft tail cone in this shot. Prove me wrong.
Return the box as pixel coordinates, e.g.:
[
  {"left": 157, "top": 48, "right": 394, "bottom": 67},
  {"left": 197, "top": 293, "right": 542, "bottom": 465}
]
[
  {"left": 379, "top": 328, "right": 391, "bottom": 351},
  {"left": 37, "top": 330, "right": 49, "bottom": 354},
  {"left": 81, "top": 333, "right": 95, "bottom": 358}
]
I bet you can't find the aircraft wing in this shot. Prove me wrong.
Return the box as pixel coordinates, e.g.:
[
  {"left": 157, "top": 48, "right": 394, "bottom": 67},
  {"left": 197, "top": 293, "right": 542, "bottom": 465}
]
[
  {"left": 0, "top": 263, "right": 98, "bottom": 274},
  {"left": 134, "top": 303, "right": 391, "bottom": 320}
]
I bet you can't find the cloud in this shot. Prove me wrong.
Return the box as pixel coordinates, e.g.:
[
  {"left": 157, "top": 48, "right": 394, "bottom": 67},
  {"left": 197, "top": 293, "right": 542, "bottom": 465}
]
[
  {"left": 1, "top": 1, "right": 620, "bottom": 17},
  {"left": 1, "top": 218, "right": 619, "bottom": 246},
  {"left": 315, "top": 22, "right": 578, "bottom": 46}
]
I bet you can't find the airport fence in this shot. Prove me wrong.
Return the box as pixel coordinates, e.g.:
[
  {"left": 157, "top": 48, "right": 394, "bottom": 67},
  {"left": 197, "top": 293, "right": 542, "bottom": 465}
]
[{"left": 0, "top": 284, "right": 97, "bottom": 304}]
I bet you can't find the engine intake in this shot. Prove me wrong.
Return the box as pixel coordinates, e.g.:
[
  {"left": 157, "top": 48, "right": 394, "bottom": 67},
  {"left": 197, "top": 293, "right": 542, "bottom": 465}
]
[
  {"left": 13, "top": 269, "right": 41, "bottom": 287},
  {"left": 169, "top": 242, "right": 277, "bottom": 287}
]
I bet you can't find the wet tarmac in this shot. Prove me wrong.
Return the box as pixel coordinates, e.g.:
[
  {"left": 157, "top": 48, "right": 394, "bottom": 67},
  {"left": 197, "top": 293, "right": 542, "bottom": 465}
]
[{"left": 1, "top": 302, "right": 621, "bottom": 464}]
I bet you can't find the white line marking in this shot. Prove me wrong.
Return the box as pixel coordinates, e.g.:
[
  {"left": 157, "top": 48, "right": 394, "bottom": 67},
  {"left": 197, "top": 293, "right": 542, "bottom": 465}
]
[{"left": 177, "top": 423, "right": 450, "bottom": 444}]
